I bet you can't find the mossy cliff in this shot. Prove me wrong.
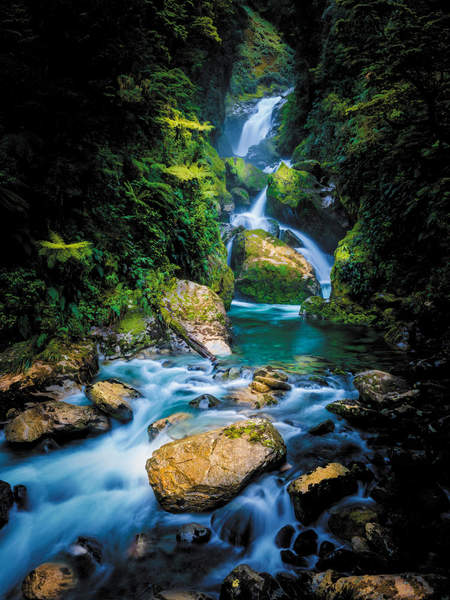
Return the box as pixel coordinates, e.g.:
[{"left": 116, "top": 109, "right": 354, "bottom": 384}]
[
  {"left": 227, "top": 6, "right": 294, "bottom": 105},
  {"left": 266, "top": 163, "right": 348, "bottom": 253},
  {"left": 231, "top": 229, "right": 320, "bottom": 304}
]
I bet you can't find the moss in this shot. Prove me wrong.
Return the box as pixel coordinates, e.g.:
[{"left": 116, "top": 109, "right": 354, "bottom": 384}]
[
  {"left": 0, "top": 340, "right": 36, "bottom": 374},
  {"left": 117, "top": 311, "right": 147, "bottom": 335},
  {"left": 231, "top": 187, "right": 250, "bottom": 206},
  {"left": 227, "top": 6, "right": 294, "bottom": 104},
  {"left": 331, "top": 223, "right": 375, "bottom": 301},
  {"left": 301, "top": 296, "right": 378, "bottom": 327},
  {"left": 223, "top": 421, "right": 277, "bottom": 449},
  {"left": 267, "top": 163, "right": 320, "bottom": 211},
  {"left": 224, "top": 157, "right": 268, "bottom": 195},
  {"left": 232, "top": 229, "right": 319, "bottom": 303}
]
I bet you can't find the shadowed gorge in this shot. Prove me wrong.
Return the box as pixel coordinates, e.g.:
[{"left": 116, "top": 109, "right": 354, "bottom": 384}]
[{"left": 0, "top": 2, "right": 449, "bottom": 599}]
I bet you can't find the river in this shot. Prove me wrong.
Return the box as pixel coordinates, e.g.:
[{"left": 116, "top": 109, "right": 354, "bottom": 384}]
[{"left": 0, "top": 93, "right": 402, "bottom": 598}]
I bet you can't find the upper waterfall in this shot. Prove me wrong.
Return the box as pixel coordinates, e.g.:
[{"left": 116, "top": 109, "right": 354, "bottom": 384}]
[{"left": 235, "top": 96, "right": 281, "bottom": 158}]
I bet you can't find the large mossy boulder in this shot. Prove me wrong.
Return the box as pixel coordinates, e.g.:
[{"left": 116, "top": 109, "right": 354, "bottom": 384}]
[
  {"left": 160, "top": 279, "right": 232, "bottom": 358},
  {"left": 4, "top": 400, "right": 110, "bottom": 444},
  {"left": 231, "top": 229, "right": 320, "bottom": 303},
  {"left": 266, "top": 163, "right": 347, "bottom": 253},
  {"left": 224, "top": 157, "right": 268, "bottom": 195},
  {"left": 0, "top": 340, "right": 98, "bottom": 419},
  {"left": 146, "top": 418, "right": 286, "bottom": 512}
]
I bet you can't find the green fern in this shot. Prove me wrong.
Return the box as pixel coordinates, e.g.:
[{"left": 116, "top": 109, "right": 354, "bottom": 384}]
[{"left": 38, "top": 232, "right": 92, "bottom": 268}]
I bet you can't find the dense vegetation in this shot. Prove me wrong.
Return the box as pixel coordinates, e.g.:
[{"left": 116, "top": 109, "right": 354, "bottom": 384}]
[
  {"left": 1, "top": 0, "right": 449, "bottom": 360},
  {"left": 271, "top": 0, "right": 450, "bottom": 353},
  {"left": 0, "top": 0, "right": 244, "bottom": 352}
]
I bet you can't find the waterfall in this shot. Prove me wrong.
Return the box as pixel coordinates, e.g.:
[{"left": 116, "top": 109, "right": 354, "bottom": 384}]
[
  {"left": 235, "top": 96, "right": 281, "bottom": 158},
  {"left": 279, "top": 226, "right": 334, "bottom": 299}
]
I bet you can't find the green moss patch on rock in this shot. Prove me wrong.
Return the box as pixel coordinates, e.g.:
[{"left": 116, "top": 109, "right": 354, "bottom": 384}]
[
  {"left": 266, "top": 163, "right": 347, "bottom": 253},
  {"left": 231, "top": 229, "right": 320, "bottom": 304},
  {"left": 224, "top": 157, "right": 268, "bottom": 195}
]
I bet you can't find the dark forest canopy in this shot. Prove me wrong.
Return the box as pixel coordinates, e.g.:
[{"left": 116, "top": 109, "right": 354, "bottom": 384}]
[{"left": 0, "top": 0, "right": 449, "bottom": 359}]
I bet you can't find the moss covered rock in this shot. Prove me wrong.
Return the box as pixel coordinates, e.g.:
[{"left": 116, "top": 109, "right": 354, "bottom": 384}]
[
  {"left": 331, "top": 223, "right": 375, "bottom": 300},
  {"left": 224, "top": 157, "right": 268, "bottom": 195},
  {"left": 231, "top": 229, "right": 319, "bottom": 303},
  {"left": 86, "top": 379, "right": 140, "bottom": 423},
  {"left": 22, "top": 562, "right": 78, "bottom": 600},
  {"left": 160, "top": 279, "right": 232, "bottom": 358},
  {"left": 146, "top": 418, "right": 286, "bottom": 512},
  {"left": 0, "top": 340, "right": 98, "bottom": 419},
  {"left": 266, "top": 163, "right": 347, "bottom": 253},
  {"left": 227, "top": 365, "right": 291, "bottom": 409},
  {"left": 4, "top": 400, "right": 110, "bottom": 444},
  {"left": 288, "top": 463, "right": 357, "bottom": 524}
]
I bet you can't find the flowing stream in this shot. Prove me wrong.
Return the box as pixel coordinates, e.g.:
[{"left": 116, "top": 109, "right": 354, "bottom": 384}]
[{"left": 0, "top": 93, "right": 402, "bottom": 598}]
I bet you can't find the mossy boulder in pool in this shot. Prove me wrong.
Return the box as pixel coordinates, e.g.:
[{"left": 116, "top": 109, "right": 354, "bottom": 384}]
[
  {"left": 224, "top": 157, "right": 268, "bottom": 195},
  {"left": 266, "top": 163, "right": 347, "bottom": 253},
  {"left": 231, "top": 229, "right": 320, "bottom": 303},
  {"left": 160, "top": 279, "right": 232, "bottom": 358},
  {"left": 146, "top": 418, "right": 286, "bottom": 512}
]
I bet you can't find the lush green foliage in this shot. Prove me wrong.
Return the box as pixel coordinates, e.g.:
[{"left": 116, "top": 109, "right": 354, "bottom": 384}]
[
  {"left": 228, "top": 6, "right": 294, "bottom": 104},
  {"left": 0, "top": 0, "right": 242, "bottom": 349},
  {"left": 276, "top": 0, "right": 450, "bottom": 347}
]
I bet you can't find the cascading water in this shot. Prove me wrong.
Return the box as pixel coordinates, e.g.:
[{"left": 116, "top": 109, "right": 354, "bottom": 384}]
[
  {"left": 279, "top": 225, "right": 334, "bottom": 299},
  {"left": 0, "top": 90, "right": 399, "bottom": 599},
  {"left": 235, "top": 96, "right": 281, "bottom": 158}
]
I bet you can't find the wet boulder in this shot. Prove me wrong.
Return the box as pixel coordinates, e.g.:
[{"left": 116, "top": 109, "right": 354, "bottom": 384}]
[
  {"left": 326, "top": 398, "right": 380, "bottom": 427},
  {"left": 22, "top": 562, "right": 78, "bottom": 600},
  {"left": 68, "top": 536, "right": 103, "bottom": 577},
  {"left": 275, "top": 525, "right": 295, "bottom": 548},
  {"left": 0, "top": 480, "right": 14, "bottom": 529},
  {"left": 176, "top": 523, "right": 212, "bottom": 545},
  {"left": 224, "top": 157, "right": 268, "bottom": 195},
  {"left": 328, "top": 504, "right": 380, "bottom": 542},
  {"left": 0, "top": 340, "right": 98, "bottom": 419},
  {"left": 220, "top": 564, "right": 288, "bottom": 600},
  {"left": 148, "top": 412, "right": 192, "bottom": 440},
  {"left": 228, "top": 366, "right": 291, "bottom": 409},
  {"left": 13, "top": 483, "right": 28, "bottom": 510},
  {"left": 292, "top": 529, "right": 318, "bottom": 556},
  {"left": 146, "top": 418, "right": 286, "bottom": 512},
  {"left": 155, "top": 591, "right": 214, "bottom": 600},
  {"left": 308, "top": 419, "right": 335, "bottom": 436},
  {"left": 86, "top": 379, "right": 140, "bottom": 422},
  {"left": 266, "top": 162, "right": 347, "bottom": 253},
  {"left": 189, "top": 394, "right": 220, "bottom": 409},
  {"left": 231, "top": 229, "right": 320, "bottom": 304},
  {"left": 280, "top": 229, "right": 303, "bottom": 249},
  {"left": 288, "top": 463, "right": 357, "bottom": 524},
  {"left": 4, "top": 400, "right": 110, "bottom": 444},
  {"left": 328, "top": 573, "right": 449, "bottom": 599},
  {"left": 353, "top": 370, "right": 418, "bottom": 408},
  {"left": 160, "top": 279, "right": 232, "bottom": 358}
]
